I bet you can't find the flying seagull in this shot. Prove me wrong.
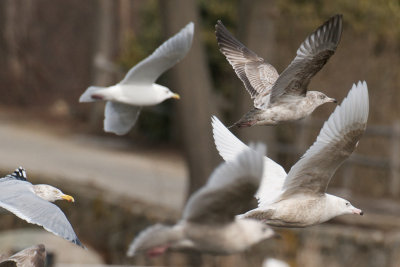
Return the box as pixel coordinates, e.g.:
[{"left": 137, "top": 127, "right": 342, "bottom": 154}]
[
  {"left": 80, "top": 22, "right": 194, "bottom": 135},
  {"left": 127, "top": 144, "right": 275, "bottom": 257},
  {"left": 0, "top": 244, "right": 46, "bottom": 267},
  {"left": 215, "top": 15, "right": 342, "bottom": 127},
  {"left": 212, "top": 81, "right": 368, "bottom": 227},
  {"left": 0, "top": 167, "right": 83, "bottom": 247}
]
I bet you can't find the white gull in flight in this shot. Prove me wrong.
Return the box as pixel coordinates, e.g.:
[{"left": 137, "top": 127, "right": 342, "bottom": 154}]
[{"left": 80, "top": 22, "right": 194, "bottom": 135}]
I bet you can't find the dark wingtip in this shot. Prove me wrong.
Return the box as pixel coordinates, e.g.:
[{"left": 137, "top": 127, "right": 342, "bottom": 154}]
[
  {"left": 73, "top": 238, "right": 86, "bottom": 249},
  {"left": 7, "top": 166, "right": 27, "bottom": 181}
]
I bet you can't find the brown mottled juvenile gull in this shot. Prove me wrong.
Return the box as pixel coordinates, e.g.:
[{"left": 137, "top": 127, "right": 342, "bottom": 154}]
[
  {"left": 79, "top": 22, "right": 194, "bottom": 135},
  {"left": 127, "top": 144, "right": 276, "bottom": 257},
  {"left": 0, "top": 167, "right": 83, "bottom": 247},
  {"left": 213, "top": 81, "right": 368, "bottom": 227},
  {"left": 0, "top": 244, "right": 46, "bottom": 267},
  {"left": 215, "top": 15, "right": 342, "bottom": 127}
]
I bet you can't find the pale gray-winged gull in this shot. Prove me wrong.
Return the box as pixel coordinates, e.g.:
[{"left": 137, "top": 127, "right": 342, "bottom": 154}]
[
  {"left": 127, "top": 144, "right": 276, "bottom": 257},
  {"left": 0, "top": 167, "right": 83, "bottom": 247},
  {"left": 215, "top": 15, "right": 342, "bottom": 127},
  {"left": 212, "top": 81, "right": 368, "bottom": 227},
  {"left": 0, "top": 244, "right": 46, "bottom": 267},
  {"left": 79, "top": 22, "right": 194, "bottom": 135}
]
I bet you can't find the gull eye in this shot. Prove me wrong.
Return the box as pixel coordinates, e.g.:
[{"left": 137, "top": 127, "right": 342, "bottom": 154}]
[
  {"left": 319, "top": 95, "right": 325, "bottom": 99},
  {"left": 345, "top": 202, "right": 350, "bottom": 206}
]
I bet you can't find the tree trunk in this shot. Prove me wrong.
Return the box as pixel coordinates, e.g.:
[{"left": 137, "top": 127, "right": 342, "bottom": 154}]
[
  {"left": 89, "top": 0, "right": 117, "bottom": 129},
  {"left": 159, "top": 0, "right": 217, "bottom": 197}
]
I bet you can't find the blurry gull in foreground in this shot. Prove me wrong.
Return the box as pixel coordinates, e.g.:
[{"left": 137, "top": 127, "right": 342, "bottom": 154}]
[
  {"left": 0, "top": 167, "right": 83, "bottom": 247},
  {"left": 80, "top": 22, "right": 194, "bottom": 135},
  {"left": 212, "top": 81, "right": 368, "bottom": 227},
  {"left": 127, "top": 144, "right": 275, "bottom": 257},
  {"left": 215, "top": 15, "right": 342, "bottom": 127},
  {"left": 0, "top": 244, "right": 46, "bottom": 267}
]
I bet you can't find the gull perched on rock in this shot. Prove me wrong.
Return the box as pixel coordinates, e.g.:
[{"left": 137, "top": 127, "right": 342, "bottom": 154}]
[
  {"left": 0, "top": 244, "right": 46, "bottom": 267},
  {"left": 215, "top": 15, "right": 342, "bottom": 127},
  {"left": 212, "top": 81, "right": 368, "bottom": 227},
  {"left": 127, "top": 144, "right": 276, "bottom": 257},
  {"left": 80, "top": 22, "right": 194, "bottom": 135},
  {"left": 0, "top": 167, "right": 83, "bottom": 247}
]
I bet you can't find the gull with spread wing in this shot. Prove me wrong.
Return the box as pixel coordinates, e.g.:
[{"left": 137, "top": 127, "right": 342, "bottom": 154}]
[
  {"left": 212, "top": 81, "right": 368, "bottom": 227},
  {"left": 127, "top": 144, "right": 276, "bottom": 257},
  {"left": 216, "top": 15, "right": 342, "bottom": 127},
  {"left": 80, "top": 22, "right": 194, "bottom": 135},
  {"left": 0, "top": 167, "right": 83, "bottom": 247}
]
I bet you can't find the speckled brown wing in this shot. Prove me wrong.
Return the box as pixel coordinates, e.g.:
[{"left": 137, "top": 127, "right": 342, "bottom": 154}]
[
  {"left": 281, "top": 82, "right": 368, "bottom": 198},
  {"left": 215, "top": 21, "right": 279, "bottom": 109},
  {"left": 269, "top": 14, "right": 343, "bottom": 104},
  {"left": 0, "top": 244, "right": 46, "bottom": 267}
]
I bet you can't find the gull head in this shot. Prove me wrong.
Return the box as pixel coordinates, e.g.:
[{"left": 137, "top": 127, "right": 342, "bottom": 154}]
[
  {"left": 328, "top": 195, "right": 363, "bottom": 217},
  {"left": 154, "top": 84, "right": 180, "bottom": 102},
  {"left": 340, "top": 198, "right": 363, "bottom": 216},
  {"left": 33, "top": 184, "right": 75, "bottom": 203},
  {"left": 307, "top": 91, "right": 337, "bottom": 107}
]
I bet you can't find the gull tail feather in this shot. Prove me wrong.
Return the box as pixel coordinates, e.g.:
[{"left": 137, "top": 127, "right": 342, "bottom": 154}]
[
  {"left": 79, "top": 86, "right": 106, "bottom": 102},
  {"left": 127, "top": 224, "right": 184, "bottom": 257},
  {"left": 231, "top": 109, "right": 263, "bottom": 128}
]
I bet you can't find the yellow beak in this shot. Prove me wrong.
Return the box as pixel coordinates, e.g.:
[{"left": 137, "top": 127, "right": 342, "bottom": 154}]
[
  {"left": 61, "top": 194, "right": 75, "bottom": 203},
  {"left": 171, "top": 93, "right": 180, "bottom": 100}
]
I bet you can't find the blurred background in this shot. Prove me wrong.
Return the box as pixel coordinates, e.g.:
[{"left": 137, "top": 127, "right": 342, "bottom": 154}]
[{"left": 0, "top": 0, "right": 399, "bottom": 266}]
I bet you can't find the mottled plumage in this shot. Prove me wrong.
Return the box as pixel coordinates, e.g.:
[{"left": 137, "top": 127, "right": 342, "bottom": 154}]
[
  {"left": 0, "top": 244, "right": 46, "bottom": 267},
  {"left": 216, "top": 15, "right": 342, "bottom": 127}
]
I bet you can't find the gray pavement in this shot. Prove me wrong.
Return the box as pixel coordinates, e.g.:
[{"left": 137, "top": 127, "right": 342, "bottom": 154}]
[{"left": 0, "top": 120, "right": 187, "bottom": 211}]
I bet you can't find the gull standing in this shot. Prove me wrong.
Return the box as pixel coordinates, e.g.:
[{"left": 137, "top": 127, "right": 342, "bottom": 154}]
[
  {"left": 212, "top": 81, "right": 368, "bottom": 227},
  {"left": 127, "top": 144, "right": 275, "bottom": 257},
  {"left": 80, "top": 22, "right": 194, "bottom": 135},
  {"left": 215, "top": 15, "right": 342, "bottom": 127},
  {"left": 0, "top": 167, "right": 83, "bottom": 247}
]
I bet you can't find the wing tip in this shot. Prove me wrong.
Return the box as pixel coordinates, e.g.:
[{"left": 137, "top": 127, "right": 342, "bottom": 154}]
[
  {"left": 7, "top": 166, "right": 27, "bottom": 181},
  {"left": 73, "top": 238, "right": 86, "bottom": 249},
  {"left": 184, "top": 21, "right": 195, "bottom": 34}
]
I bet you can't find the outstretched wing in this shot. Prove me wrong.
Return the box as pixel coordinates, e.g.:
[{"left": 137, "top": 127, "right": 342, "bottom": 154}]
[
  {"left": 183, "top": 143, "right": 265, "bottom": 224},
  {"left": 103, "top": 101, "right": 141, "bottom": 135},
  {"left": 0, "top": 179, "right": 83, "bottom": 247},
  {"left": 120, "top": 22, "right": 194, "bottom": 85},
  {"left": 215, "top": 21, "right": 278, "bottom": 109},
  {"left": 211, "top": 116, "right": 287, "bottom": 207},
  {"left": 281, "top": 81, "right": 369, "bottom": 198},
  {"left": 269, "top": 14, "right": 342, "bottom": 104}
]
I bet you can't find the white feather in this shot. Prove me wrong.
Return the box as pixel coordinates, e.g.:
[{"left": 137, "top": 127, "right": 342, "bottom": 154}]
[{"left": 211, "top": 116, "right": 287, "bottom": 207}]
